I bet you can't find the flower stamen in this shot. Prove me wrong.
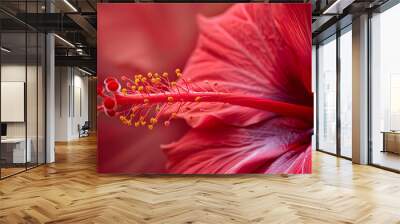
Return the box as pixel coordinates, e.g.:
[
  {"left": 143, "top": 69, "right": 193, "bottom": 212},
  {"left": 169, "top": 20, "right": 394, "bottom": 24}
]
[{"left": 99, "top": 69, "right": 313, "bottom": 129}]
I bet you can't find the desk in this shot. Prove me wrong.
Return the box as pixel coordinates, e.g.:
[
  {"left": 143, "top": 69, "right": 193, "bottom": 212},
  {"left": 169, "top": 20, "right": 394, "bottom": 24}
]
[
  {"left": 1, "top": 138, "right": 31, "bottom": 163},
  {"left": 382, "top": 131, "right": 400, "bottom": 154}
]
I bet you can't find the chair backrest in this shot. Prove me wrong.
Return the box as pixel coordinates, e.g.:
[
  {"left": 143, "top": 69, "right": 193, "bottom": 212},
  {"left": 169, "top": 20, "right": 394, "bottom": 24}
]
[{"left": 82, "top": 121, "right": 90, "bottom": 129}]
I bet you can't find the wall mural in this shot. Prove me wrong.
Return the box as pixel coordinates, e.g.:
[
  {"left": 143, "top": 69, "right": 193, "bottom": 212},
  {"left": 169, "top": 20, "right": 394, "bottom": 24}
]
[{"left": 97, "top": 3, "right": 313, "bottom": 174}]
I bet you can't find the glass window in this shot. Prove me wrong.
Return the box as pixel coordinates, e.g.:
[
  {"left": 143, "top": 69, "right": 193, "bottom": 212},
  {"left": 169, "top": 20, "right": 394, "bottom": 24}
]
[
  {"left": 371, "top": 3, "right": 400, "bottom": 171},
  {"left": 1, "top": 30, "right": 28, "bottom": 177},
  {"left": 0, "top": 1, "right": 46, "bottom": 179},
  {"left": 339, "top": 27, "right": 352, "bottom": 158},
  {"left": 317, "top": 36, "right": 337, "bottom": 154}
]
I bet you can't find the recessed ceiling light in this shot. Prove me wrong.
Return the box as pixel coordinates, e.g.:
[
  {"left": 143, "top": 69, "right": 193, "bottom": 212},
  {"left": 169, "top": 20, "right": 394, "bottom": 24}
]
[
  {"left": 323, "top": 0, "right": 355, "bottom": 15},
  {"left": 1, "top": 47, "right": 11, "bottom": 53},
  {"left": 78, "top": 67, "right": 93, "bottom": 76},
  {"left": 63, "top": 0, "right": 78, "bottom": 12},
  {"left": 54, "top": 34, "right": 75, "bottom": 48}
]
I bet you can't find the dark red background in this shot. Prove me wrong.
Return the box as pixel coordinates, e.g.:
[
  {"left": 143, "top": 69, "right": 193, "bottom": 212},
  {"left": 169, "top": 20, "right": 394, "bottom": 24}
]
[{"left": 97, "top": 3, "right": 232, "bottom": 173}]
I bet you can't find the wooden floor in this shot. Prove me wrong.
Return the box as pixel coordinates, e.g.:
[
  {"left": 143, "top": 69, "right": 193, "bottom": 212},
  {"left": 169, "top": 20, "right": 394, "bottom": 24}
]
[
  {"left": 1, "top": 135, "right": 400, "bottom": 224},
  {"left": 372, "top": 150, "right": 400, "bottom": 171},
  {"left": 1, "top": 167, "right": 26, "bottom": 178}
]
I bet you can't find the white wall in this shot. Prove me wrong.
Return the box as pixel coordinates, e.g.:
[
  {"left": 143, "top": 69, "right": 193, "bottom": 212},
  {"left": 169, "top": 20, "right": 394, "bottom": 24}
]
[
  {"left": 54, "top": 67, "right": 89, "bottom": 141},
  {"left": 72, "top": 73, "right": 89, "bottom": 138},
  {"left": 55, "top": 66, "right": 70, "bottom": 141},
  {"left": 1, "top": 65, "right": 38, "bottom": 137},
  {"left": 1, "top": 63, "right": 46, "bottom": 164}
]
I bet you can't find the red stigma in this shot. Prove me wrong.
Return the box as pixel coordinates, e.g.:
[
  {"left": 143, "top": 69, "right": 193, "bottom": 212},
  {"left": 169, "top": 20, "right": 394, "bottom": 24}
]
[
  {"left": 106, "top": 79, "right": 120, "bottom": 92},
  {"left": 105, "top": 109, "right": 116, "bottom": 117},
  {"left": 104, "top": 97, "right": 116, "bottom": 109}
]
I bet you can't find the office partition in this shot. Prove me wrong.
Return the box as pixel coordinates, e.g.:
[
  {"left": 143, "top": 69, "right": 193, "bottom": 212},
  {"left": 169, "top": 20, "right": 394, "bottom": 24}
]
[{"left": 0, "top": 0, "right": 47, "bottom": 179}]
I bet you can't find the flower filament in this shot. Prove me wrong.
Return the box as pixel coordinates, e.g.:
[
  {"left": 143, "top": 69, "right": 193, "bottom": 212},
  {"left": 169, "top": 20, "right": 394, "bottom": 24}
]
[{"left": 98, "top": 69, "right": 313, "bottom": 129}]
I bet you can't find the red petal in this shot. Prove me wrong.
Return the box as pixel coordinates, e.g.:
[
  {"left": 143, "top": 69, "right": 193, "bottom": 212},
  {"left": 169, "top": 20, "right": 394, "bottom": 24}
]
[
  {"left": 164, "top": 4, "right": 313, "bottom": 174},
  {"left": 179, "top": 3, "right": 312, "bottom": 127},
  {"left": 162, "top": 117, "right": 312, "bottom": 174}
]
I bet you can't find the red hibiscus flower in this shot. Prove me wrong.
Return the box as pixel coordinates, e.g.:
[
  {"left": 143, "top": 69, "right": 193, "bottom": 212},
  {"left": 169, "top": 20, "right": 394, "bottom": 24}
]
[
  {"left": 161, "top": 4, "right": 313, "bottom": 174},
  {"left": 99, "top": 3, "right": 313, "bottom": 174}
]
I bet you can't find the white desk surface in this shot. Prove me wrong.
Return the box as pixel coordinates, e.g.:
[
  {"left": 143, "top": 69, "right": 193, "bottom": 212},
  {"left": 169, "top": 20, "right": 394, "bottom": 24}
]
[
  {"left": 1, "top": 137, "right": 32, "bottom": 163},
  {"left": 1, "top": 138, "right": 28, "bottom": 143}
]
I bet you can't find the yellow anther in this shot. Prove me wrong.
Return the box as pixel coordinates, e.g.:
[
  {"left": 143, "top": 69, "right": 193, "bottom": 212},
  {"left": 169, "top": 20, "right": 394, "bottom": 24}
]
[
  {"left": 167, "top": 96, "right": 174, "bottom": 102},
  {"left": 141, "top": 77, "right": 147, "bottom": 82},
  {"left": 176, "top": 72, "right": 182, "bottom": 78},
  {"left": 121, "top": 88, "right": 127, "bottom": 94},
  {"left": 154, "top": 73, "right": 159, "bottom": 78},
  {"left": 195, "top": 96, "right": 201, "bottom": 102},
  {"left": 131, "top": 85, "right": 136, "bottom": 91},
  {"left": 134, "top": 122, "right": 140, "bottom": 127},
  {"left": 126, "top": 120, "right": 132, "bottom": 126},
  {"left": 156, "top": 77, "right": 161, "bottom": 83},
  {"left": 171, "top": 82, "right": 177, "bottom": 87},
  {"left": 138, "top": 74, "right": 143, "bottom": 79},
  {"left": 143, "top": 98, "right": 149, "bottom": 104},
  {"left": 119, "top": 116, "right": 125, "bottom": 121},
  {"left": 150, "top": 118, "right": 158, "bottom": 124},
  {"left": 148, "top": 125, "right": 154, "bottom": 130},
  {"left": 139, "top": 116, "right": 145, "bottom": 121},
  {"left": 130, "top": 113, "right": 135, "bottom": 118},
  {"left": 138, "top": 86, "right": 144, "bottom": 91},
  {"left": 164, "top": 121, "right": 170, "bottom": 126},
  {"left": 175, "top": 68, "right": 181, "bottom": 74},
  {"left": 141, "top": 121, "right": 146, "bottom": 126},
  {"left": 135, "top": 78, "right": 140, "bottom": 84},
  {"left": 171, "top": 112, "right": 177, "bottom": 119},
  {"left": 147, "top": 72, "right": 152, "bottom": 78},
  {"left": 151, "top": 78, "right": 157, "bottom": 83},
  {"left": 162, "top": 72, "right": 168, "bottom": 78}
]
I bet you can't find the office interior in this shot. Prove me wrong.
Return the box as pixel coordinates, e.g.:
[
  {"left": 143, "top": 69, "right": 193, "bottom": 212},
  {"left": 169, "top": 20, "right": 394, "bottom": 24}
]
[
  {"left": 0, "top": 0, "right": 399, "bottom": 178},
  {"left": 0, "top": 0, "right": 97, "bottom": 179},
  {"left": 314, "top": 0, "right": 400, "bottom": 172}
]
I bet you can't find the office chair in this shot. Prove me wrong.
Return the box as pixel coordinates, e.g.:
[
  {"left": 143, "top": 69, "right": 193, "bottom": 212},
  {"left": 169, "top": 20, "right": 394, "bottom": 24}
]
[{"left": 79, "top": 121, "right": 90, "bottom": 138}]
